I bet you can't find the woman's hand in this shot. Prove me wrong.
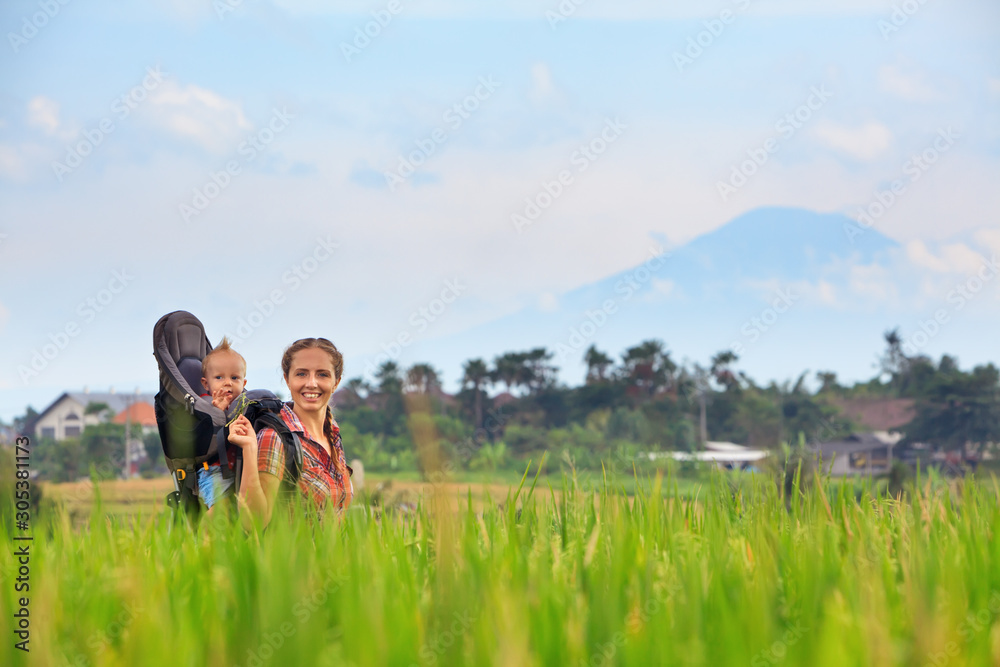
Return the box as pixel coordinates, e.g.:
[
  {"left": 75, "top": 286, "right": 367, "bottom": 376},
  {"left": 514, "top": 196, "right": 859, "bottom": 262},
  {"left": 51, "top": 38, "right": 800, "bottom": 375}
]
[{"left": 228, "top": 415, "right": 256, "bottom": 450}]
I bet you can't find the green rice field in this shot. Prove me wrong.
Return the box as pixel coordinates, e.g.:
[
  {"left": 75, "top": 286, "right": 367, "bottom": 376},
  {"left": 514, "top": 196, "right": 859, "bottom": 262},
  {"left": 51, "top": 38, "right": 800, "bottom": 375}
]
[{"left": 2, "top": 465, "right": 1000, "bottom": 666}]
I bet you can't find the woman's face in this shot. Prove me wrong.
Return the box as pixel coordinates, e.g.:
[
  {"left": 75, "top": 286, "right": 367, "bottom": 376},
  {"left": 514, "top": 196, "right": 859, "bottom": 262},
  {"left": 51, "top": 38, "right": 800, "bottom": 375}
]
[{"left": 285, "top": 347, "right": 339, "bottom": 413}]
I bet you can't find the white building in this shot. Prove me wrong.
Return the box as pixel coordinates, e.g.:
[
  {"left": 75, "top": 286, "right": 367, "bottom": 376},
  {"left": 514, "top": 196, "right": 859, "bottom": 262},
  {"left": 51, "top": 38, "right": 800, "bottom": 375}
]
[{"left": 33, "top": 389, "right": 157, "bottom": 441}]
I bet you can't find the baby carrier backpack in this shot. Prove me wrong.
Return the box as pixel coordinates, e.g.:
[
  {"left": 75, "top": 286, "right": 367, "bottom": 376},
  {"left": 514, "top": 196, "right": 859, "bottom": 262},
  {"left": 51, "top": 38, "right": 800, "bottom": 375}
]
[{"left": 152, "top": 310, "right": 304, "bottom": 515}]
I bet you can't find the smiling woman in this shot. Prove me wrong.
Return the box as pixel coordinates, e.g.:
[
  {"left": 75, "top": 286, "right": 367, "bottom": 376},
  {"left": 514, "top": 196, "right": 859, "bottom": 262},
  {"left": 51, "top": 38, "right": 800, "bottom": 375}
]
[{"left": 231, "top": 338, "right": 353, "bottom": 529}]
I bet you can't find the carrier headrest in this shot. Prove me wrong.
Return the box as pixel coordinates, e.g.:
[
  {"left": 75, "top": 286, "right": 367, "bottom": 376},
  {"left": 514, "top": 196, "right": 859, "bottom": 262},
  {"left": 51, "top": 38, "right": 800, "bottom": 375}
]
[
  {"left": 153, "top": 310, "right": 213, "bottom": 398},
  {"left": 169, "top": 322, "right": 211, "bottom": 362},
  {"left": 178, "top": 358, "right": 204, "bottom": 397}
]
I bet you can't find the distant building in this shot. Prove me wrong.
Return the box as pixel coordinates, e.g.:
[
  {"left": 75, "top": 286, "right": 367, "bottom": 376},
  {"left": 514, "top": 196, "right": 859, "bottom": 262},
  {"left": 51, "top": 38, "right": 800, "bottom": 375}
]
[
  {"left": 111, "top": 401, "right": 158, "bottom": 435},
  {"left": 831, "top": 398, "right": 915, "bottom": 431},
  {"left": 33, "top": 389, "right": 157, "bottom": 441},
  {"left": 655, "top": 442, "right": 769, "bottom": 470},
  {"left": 814, "top": 432, "right": 901, "bottom": 476}
]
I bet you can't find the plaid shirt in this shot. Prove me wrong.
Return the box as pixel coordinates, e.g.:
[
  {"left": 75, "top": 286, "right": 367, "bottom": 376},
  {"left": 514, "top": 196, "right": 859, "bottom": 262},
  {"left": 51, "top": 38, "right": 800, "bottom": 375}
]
[{"left": 256, "top": 403, "right": 353, "bottom": 512}]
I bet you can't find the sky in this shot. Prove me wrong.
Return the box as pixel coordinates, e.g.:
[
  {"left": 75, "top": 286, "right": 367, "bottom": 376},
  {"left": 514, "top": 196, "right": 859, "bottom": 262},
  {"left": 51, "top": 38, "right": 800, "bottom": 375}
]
[{"left": 0, "top": 0, "right": 998, "bottom": 421}]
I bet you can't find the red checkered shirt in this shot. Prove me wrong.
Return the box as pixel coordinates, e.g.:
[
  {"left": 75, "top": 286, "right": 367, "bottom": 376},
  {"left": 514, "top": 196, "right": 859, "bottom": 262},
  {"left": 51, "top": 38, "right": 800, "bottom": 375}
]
[{"left": 256, "top": 403, "right": 353, "bottom": 512}]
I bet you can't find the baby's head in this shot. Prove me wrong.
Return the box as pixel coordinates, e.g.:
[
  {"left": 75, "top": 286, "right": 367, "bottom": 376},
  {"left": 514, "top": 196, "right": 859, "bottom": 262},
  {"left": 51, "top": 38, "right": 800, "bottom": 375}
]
[{"left": 201, "top": 336, "right": 247, "bottom": 403}]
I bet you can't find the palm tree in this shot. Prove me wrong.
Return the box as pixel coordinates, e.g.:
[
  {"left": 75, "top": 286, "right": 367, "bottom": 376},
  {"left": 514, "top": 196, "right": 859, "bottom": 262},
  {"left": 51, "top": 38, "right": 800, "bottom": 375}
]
[
  {"left": 493, "top": 352, "right": 525, "bottom": 393},
  {"left": 462, "top": 358, "right": 491, "bottom": 428},
  {"left": 405, "top": 363, "right": 441, "bottom": 394},
  {"left": 584, "top": 345, "right": 614, "bottom": 384},
  {"left": 375, "top": 361, "right": 402, "bottom": 395},
  {"left": 524, "top": 347, "right": 556, "bottom": 393},
  {"left": 815, "top": 371, "right": 839, "bottom": 394},
  {"left": 710, "top": 350, "right": 740, "bottom": 391},
  {"left": 345, "top": 377, "right": 371, "bottom": 398}
]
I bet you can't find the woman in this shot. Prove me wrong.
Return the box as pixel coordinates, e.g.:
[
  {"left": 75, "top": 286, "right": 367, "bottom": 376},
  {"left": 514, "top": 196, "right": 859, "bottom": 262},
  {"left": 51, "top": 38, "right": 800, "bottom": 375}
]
[{"left": 229, "top": 337, "right": 353, "bottom": 528}]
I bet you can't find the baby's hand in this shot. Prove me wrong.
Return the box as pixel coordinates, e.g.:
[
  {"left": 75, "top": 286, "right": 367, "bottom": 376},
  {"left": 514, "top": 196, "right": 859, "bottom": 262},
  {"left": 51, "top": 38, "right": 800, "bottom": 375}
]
[
  {"left": 211, "top": 388, "right": 233, "bottom": 411},
  {"left": 228, "top": 415, "right": 256, "bottom": 450}
]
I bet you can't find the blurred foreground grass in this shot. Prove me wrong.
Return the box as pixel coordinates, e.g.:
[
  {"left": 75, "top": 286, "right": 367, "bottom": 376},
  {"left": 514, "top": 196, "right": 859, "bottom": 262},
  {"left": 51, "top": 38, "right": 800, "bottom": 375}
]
[{"left": 2, "top": 456, "right": 1000, "bottom": 666}]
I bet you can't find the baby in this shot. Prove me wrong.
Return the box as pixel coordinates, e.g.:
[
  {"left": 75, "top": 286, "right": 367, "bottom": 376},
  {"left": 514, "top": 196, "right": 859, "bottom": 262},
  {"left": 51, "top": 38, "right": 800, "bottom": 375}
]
[{"left": 198, "top": 337, "right": 250, "bottom": 510}]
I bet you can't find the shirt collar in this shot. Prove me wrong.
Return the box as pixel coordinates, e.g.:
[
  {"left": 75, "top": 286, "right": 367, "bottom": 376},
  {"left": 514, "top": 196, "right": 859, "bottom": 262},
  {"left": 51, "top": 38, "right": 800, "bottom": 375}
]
[{"left": 281, "top": 402, "right": 340, "bottom": 441}]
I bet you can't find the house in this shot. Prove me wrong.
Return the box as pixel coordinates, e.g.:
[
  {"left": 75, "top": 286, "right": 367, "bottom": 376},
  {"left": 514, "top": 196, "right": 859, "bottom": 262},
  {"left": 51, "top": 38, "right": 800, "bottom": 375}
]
[
  {"left": 813, "top": 432, "right": 901, "bottom": 476},
  {"left": 654, "top": 441, "right": 769, "bottom": 470},
  {"left": 111, "top": 401, "right": 158, "bottom": 435},
  {"left": 33, "top": 389, "right": 157, "bottom": 441}
]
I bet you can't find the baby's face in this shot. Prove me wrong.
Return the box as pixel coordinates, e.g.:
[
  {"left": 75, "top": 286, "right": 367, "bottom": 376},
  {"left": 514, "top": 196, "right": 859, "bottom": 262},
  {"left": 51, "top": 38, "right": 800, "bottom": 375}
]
[{"left": 201, "top": 351, "right": 247, "bottom": 402}]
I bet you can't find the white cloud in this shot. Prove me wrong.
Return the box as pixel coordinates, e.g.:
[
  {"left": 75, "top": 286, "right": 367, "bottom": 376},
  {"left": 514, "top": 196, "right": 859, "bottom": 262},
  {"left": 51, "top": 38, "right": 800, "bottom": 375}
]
[
  {"left": 974, "top": 228, "right": 1000, "bottom": 257},
  {"left": 989, "top": 78, "right": 1000, "bottom": 97},
  {"left": 652, "top": 279, "right": 675, "bottom": 298},
  {"left": 27, "top": 96, "right": 60, "bottom": 136},
  {"left": 529, "top": 62, "right": 557, "bottom": 104},
  {"left": 0, "top": 145, "right": 24, "bottom": 180},
  {"left": 537, "top": 292, "right": 559, "bottom": 311},
  {"left": 268, "top": 0, "right": 909, "bottom": 19},
  {"left": 905, "top": 240, "right": 985, "bottom": 275},
  {"left": 816, "top": 280, "right": 837, "bottom": 305},
  {"left": 812, "top": 120, "right": 892, "bottom": 161},
  {"left": 147, "top": 81, "right": 252, "bottom": 153},
  {"left": 846, "top": 263, "right": 898, "bottom": 303},
  {"left": 0, "top": 302, "right": 8, "bottom": 335},
  {"left": 878, "top": 64, "right": 939, "bottom": 102}
]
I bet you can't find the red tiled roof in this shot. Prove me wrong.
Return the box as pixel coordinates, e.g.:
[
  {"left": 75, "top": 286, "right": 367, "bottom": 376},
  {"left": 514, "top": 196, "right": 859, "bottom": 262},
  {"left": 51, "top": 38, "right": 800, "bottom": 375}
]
[{"left": 111, "top": 402, "right": 158, "bottom": 427}]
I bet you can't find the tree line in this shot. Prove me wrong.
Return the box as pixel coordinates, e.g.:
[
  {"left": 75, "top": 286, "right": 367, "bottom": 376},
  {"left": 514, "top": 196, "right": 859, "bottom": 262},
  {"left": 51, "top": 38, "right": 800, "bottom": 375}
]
[{"left": 9, "top": 329, "right": 999, "bottom": 481}]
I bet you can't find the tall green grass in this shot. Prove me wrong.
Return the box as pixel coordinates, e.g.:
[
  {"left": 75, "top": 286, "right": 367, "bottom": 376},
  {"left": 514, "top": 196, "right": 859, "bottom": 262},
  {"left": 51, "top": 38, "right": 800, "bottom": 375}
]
[{"left": 2, "top": 467, "right": 999, "bottom": 666}]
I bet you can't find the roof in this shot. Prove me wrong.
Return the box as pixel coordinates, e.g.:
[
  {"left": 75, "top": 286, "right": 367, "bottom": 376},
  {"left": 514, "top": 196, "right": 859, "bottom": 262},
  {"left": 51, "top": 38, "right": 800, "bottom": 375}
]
[
  {"left": 832, "top": 398, "right": 916, "bottom": 431},
  {"left": 656, "top": 450, "right": 769, "bottom": 463},
  {"left": 704, "top": 441, "right": 747, "bottom": 452},
  {"left": 815, "top": 432, "right": 898, "bottom": 454},
  {"left": 111, "top": 402, "right": 158, "bottom": 427},
  {"left": 491, "top": 392, "right": 517, "bottom": 407},
  {"left": 36, "top": 391, "right": 158, "bottom": 422}
]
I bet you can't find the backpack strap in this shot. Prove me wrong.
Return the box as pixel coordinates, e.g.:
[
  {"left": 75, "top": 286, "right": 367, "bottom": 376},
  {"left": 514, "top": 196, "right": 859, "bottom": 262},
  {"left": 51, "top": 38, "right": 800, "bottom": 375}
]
[{"left": 252, "top": 412, "right": 304, "bottom": 497}]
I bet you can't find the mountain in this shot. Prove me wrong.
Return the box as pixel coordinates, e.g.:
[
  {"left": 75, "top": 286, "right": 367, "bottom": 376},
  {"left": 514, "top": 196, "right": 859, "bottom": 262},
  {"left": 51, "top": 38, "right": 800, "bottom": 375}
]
[{"left": 387, "top": 206, "right": 995, "bottom": 391}]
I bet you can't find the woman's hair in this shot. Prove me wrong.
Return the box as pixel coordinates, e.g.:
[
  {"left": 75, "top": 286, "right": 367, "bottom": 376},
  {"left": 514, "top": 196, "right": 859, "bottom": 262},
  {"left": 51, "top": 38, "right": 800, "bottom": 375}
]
[{"left": 280, "top": 337, "right": 344, "bottom": 382}]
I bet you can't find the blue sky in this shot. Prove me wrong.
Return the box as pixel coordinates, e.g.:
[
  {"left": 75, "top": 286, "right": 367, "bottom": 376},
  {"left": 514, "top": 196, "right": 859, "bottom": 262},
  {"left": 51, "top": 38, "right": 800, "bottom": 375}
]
[{"left": 1, "top": 0, "right": 998, "bottom": 421}]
